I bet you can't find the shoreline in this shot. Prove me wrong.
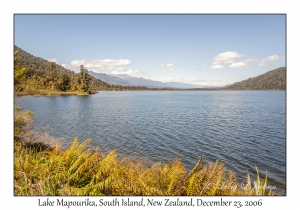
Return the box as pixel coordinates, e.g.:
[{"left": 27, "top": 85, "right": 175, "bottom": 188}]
[{"left": 14, "top": 89, "right": 286, "bottom": 97}]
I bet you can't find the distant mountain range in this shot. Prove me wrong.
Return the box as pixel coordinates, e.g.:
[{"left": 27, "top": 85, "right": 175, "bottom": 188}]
[
  {"left": 88, "top": 71, "right": 208, "bottom": 89},
  {"left": 224, "top": 67, "right": 286, "bottom": 90},
  {"left": 89, "top": 67, "right": 286, "bottom": 90}
]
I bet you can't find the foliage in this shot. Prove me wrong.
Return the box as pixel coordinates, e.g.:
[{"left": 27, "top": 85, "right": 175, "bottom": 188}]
[
  {"left": 223, "top": 67, "right": 286, "bottom": 90},
  {"left": 14, "top": 104, "right": 34, "bottom": 141},
  {"left": 14, "top": 46, "right": 151, "bottom": 95},
  {"left": 244, "top": 166, "right": 272, "bottom": 196},
  {"left": 14, "top": 137, "right": 275, "bottom": 196},
  {"left": 14, "top": 50, "right": 25, "bottom": 86},
  {"left": 14, "top": 46, "right": 94, "bottom": 93}
]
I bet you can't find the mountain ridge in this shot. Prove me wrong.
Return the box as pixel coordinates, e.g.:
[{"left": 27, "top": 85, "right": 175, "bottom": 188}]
[
  {"left": 89, "top": 71, "right": 206, "bottom": 89},
  {"left": 223, "top": 67, "right": 286, "bottom": 90}
]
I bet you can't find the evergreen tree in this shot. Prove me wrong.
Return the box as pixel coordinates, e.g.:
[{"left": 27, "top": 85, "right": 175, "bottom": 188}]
[
  {"left": 58, "top": 74, "right": 71, "bottom": 91},
  {"left": 14, "top": 50, "right": 25, "bottom": 85},
  {"left": 79, "top": 65, "right": 92, "bottom": 92}
]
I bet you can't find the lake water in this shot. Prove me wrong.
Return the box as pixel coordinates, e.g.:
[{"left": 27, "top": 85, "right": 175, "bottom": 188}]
[{"left": 16, "top": 91, "right": 286, "bottom": 194}]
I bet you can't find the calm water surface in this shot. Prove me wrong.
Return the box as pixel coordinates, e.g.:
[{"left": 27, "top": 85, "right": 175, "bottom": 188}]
[{"left": 17, "top": 91, "right": 286, "bottom": 194}]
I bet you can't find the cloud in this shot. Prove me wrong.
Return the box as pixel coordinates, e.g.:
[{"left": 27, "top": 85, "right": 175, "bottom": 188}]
[
  {"left": 258, "top": 63, "right": 266, "bottom": 67},
  {"left": 213, "top": 51, "right": 243, "bottom": 64},
  {"left": 159, "top": 63, "right": 173, "bottom": 67},
  {"left": 154, "top": 77, "right": 225, "bottom": 86},
  {"left": 229, "top": 62, "right": 248, "bottom": 68},
  {"left": 257, "top": 55, "right": 284, "bottom": 67},
  {"left": 260, "top": 55, "right": 284, "bottom": 63},
  {"left": 159, "top": 63, "right": 175, "bottom": 71},
  {"left": 244, "top": 58, "right": 258, "bottom": 63},
  {"left": 70, "top": 60, "right": 86, "bottom": 67},
  {"left": 198, "top": 67, "right": 208, "bottom": 71},
  {"left": 70, "top": 59, "right": 131, "bottom": 68},
  {"left": 66, "top": 58, "right": 145, "bottom": 76},
  {"left": 203, "top": 51, "right": 243, "bottom": 70},
  {"left": 111, "top": 69, "right": 144, "bottom": 76},
  {"left": 61, "top": 64, "right": 73, "bottom": 69},
  {"left": 201, "top": 52, "right": 283, "bottom": 71},
  {"left": 48, "top": 58, "right": 58, "bottom": 63},
  {"left": 210, "top": 64, "right": 224, "bottom": 70}
]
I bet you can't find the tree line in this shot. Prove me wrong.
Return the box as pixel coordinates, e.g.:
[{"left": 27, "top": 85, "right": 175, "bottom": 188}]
[
  {"left": 14, "top": 46, "right": 153, "bottom": 95},
  {"left": 222, "top": 67, "right": 286, "bottom": 90}
]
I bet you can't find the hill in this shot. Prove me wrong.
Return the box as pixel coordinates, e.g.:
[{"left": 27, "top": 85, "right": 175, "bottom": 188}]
[
  {"left": 88, "top": 71, "right": 131, "bottom": 86},
  {"left": 89, "top": 71, "right": 208, "bottom": 89},
  {"left": 224, "top": 67, "right": 286, "bottom": 90},
  {"left": 89, "top": 71, "right": 173, "bottom": 88},
  {"left": 14, "top": 46, "right": 149, "bottom": 95},
  {"left": 116, "top": 74, "right": 172, "bottom": 88}
]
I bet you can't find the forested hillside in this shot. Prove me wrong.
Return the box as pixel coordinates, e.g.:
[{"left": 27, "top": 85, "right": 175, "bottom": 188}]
[
  {"left": 14, "top": 46, "right": 149, "bottom": 96},
  {"left": 224, "top": 67, "right": 286, "bottom": 90}
]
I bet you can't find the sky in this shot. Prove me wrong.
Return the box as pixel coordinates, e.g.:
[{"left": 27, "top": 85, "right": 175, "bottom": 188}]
[{"left": 14, "top": 14, "right": 286, "bottom": 86}]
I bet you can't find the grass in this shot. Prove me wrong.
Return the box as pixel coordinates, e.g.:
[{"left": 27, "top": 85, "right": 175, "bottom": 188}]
[{"left": 14, "top": 138, "right": 274, "bottom": 196}]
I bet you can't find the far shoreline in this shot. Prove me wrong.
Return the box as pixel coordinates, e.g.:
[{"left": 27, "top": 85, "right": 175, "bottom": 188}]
[{"left": 14, "top": 89, "right": 286, "bottom": 98}]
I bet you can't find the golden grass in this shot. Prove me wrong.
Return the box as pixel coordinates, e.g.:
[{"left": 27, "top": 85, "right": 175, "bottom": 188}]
[{"left": 14, "top": 138, "right": 274, "bottom": 196}]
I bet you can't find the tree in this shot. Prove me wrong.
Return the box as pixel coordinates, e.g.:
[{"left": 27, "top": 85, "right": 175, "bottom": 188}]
[
  {"left": 14, "top": 50, "right": 25, "bottom": 85},
  {"left": 49, "top": 62, "right": 58, "bottom": 90},
  {"left": 58, "top": 74, "right": 71, "bottom": 91},
  {"left": 79, "top": 65, "right": 92, "bottom": 92}
]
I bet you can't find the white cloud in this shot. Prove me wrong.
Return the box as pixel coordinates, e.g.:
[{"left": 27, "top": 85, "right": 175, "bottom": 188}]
[
  {"left": 258, "top": 63, "right": 266, "bottom": 67},
  {"left": 61, "top": 64, "right": 73, "bottom": 69},
  {"left": 205, "top": 51, "right": 244, "bottom": 70},
  {"left": 244, "top": 58, "right": 258, "bottom": 63},
  {"left": 213, "top": 51, "right": 243, "bottom": 64},
  {"left": 229, "top": 62, "right": 248, "bottom": 68},
  {"left": 159, "top": 63, "right": 175, "bottom": 71},
  {"left": 65, "top": 58, "right": 146, "bottom": 77},
  {"left": 159, "top": 63, "right": 173, "bottom": 67},
  {"left": 111, "top": 69, "right": 144, "bottom": 76},
  {"left": 70, "top": 60, "right": 86, "bottom": 67},
  {"left": 154, "top": 77, "right": 225, "bottom": 86},
  {"left": 210, "top": 64, "right": 224, "bottom": 70},
  {"left": 260, "top": 55, "right": 284, "bottom": 63},
  {"left": 64, "top": 57, "right": 147, "bottom": 77},
  {"left": 90, "top": 69, "right": 100, "bottom": 73},
  {"left": 67, "top": 58, "right": 137, "bottom": 75},
  {"left": 198, "top": 67, "right": 207, "bottom": 71},
  {"left": 48, "top": 58, "right": 58, "bottom": 63},
  {"left": 70, "top": 59, "right": 132, "bottom": 68}
]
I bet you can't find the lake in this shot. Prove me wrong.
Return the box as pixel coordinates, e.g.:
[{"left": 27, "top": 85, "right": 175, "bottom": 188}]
[{"left": 16, "top": 91, "right": 286, "bottom": 194}]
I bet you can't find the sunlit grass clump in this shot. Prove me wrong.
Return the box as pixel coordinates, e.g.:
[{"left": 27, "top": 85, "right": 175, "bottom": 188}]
[{"left": 14, "top": 138, "right": 273, "bottom": 196}]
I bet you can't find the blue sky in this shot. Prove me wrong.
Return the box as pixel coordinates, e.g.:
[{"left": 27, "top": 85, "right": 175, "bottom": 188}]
[{"left": 14, "top": 14, "right": 286, "bottom": 86}]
